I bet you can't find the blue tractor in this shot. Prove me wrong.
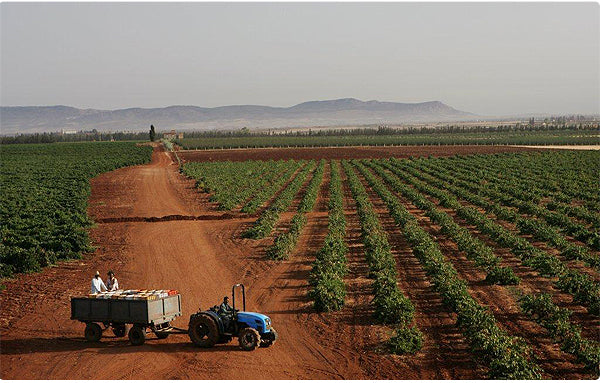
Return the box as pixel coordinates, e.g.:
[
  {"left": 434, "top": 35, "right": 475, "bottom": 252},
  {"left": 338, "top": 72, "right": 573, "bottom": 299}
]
[{"left": 188, "top": 284, "right": 277, "bottom": 351}]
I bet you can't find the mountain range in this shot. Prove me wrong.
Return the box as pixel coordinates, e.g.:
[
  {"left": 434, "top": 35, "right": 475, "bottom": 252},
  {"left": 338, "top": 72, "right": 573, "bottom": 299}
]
[{"left": 0, "top": 98, "right": 475, "bottom": 134}]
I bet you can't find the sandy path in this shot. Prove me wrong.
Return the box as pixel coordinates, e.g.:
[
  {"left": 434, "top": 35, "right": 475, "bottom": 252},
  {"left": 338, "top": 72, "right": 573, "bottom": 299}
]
[{"left": 0, "top": 146, "right": 357, "bottom": 379}]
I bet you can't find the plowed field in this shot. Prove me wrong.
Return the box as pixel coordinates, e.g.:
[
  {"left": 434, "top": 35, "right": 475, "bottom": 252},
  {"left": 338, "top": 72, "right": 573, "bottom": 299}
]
[{"left": 1, "top": 145, "right": 598, "bottom": 379}]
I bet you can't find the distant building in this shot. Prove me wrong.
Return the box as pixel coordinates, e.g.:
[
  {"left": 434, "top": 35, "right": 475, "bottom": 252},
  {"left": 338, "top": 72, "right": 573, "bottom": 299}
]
[
  {"left": 163, "top": 130, "right": 183, "bottom": 140},
  {"left": 61, "top": 129, "right": 78, "bottom": 135}
]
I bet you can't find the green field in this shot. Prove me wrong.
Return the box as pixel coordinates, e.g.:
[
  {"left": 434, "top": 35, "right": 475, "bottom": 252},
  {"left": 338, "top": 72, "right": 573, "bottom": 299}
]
[
  {"left": 0, "top": 142, "right": 153, "bottom": 278},
  {"left": 182, "top": 150, "right": 600, "bottom": 377},
  {"left": 176, "top": 129, "right": 599, "bottom": 149}
]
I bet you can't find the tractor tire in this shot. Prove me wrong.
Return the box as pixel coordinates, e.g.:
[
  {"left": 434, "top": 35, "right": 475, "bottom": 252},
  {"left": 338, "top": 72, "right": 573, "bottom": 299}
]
[
  {"left": 156, "top": 332, "right": 169, "bottom": 339},
  {"left": 188, "top": 314, "right": 219, "bottom": 348},
  {"left": 84, "top": 323, "right": 102, "bottom": 342},
  {"left": 260, "top": 329, "right": 277, "bottom": 348},
  {"left": 238, "top": 328, "right": 261, "bottom": 351},
  {"left": 112, "top": 324, "right": 128, "bottom": 338},
  {"left": 128, "top": 326, "right": 146, "bottom": 346}
]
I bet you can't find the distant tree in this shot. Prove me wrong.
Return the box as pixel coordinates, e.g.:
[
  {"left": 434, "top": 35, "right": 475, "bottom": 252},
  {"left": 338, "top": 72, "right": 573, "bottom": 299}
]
[{"left": 149, "top": 125, "right": 156, "bottom": 142}]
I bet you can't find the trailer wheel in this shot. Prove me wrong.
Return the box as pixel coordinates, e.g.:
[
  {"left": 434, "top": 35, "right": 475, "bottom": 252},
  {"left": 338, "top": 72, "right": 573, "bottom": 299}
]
[
  {"left": 129, "top": 326, "right": 146, "bottom": 346},
  {"left": 85, "top": 323, "right": 102, "bottom": 342},
  {"left": 239, "top": 328, "right": 261, "bottom": 351},
  {"left": 188, "top": 314, "right": 218, "bottom": 347},
  {"left": 112, "top": 324, "right": 128, "bottom": 338}
]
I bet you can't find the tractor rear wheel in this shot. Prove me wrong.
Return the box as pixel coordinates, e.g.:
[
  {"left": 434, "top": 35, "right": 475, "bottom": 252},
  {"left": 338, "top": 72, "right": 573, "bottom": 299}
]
[
  {"left": 239, "top": 328, "right": 261, "bottom": 351},
  {"left": 188, "top": 314, "right": 219, "bottom": 347},
  {"left": 84, "top": 323, "right": 102, "bottom": 342},
  {"left": 128, "top": 326, "right": 146, "bottom": 346}
]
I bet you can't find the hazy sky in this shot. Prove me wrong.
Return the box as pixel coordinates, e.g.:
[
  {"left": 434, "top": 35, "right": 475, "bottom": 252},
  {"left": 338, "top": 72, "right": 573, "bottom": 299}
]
[{"left": 1, "top": 2, "right": 598, "bottom": 116}]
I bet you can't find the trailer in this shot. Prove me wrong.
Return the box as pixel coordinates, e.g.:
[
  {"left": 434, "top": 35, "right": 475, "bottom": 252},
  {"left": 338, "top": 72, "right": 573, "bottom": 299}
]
[{"left": 71, "top": 294, "right": 184, "bottom": 345}]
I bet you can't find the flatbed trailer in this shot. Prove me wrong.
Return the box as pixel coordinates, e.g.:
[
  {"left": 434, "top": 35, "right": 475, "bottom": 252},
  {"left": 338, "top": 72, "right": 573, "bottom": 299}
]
[{"left": 71, "top": 294, "right": 184, "bottom": 345}]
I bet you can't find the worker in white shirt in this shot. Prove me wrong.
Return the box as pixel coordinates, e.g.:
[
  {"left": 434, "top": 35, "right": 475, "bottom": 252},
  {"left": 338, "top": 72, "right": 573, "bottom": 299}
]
[
  {"left": 106, "top": 270, "right": 119, "bottom": 291},
  {"left": 90, "top": 271, "right": 107, "bottom": 294}
]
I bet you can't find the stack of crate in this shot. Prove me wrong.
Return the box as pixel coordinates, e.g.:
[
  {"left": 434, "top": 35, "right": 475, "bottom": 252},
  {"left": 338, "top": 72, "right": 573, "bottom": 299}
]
[{"left": 88, "top": 289, "right": 179, "bottom": 300}]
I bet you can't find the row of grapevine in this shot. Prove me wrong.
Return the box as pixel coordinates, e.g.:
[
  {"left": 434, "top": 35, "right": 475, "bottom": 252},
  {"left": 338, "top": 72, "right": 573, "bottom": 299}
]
[
  {"left": 266, "top": 160, "right": 325, "bottom": 260},
  {"left": 349, "top": 160, "right": 541, "bottom": 378},
  {"left": 363, "top": 159, "right": 599, "bottom": 373},
  {"left": 0, "top": 142, "right": 153, "bottom": 277},
  {"left": 243, "top": 161, "right": 315, "bottom": 239},
  {"left": 360, "top": 160, "right": 519, "bottom": 285},
  {"left": 240, "top": 161, "right": 306, "bottom": 214},
  {"left": 448, "top": 152, "right": 600, "bottom": 216},
  {"left": 175, "top": 128, "right": 600, "bottom": 150},
  {"left": 519, "top": 293, "right": 600, "bottom": 373},
  {"left": 309, "top": 161, "right": 348, "bottom": 312},
  {"left": 410, "top": 159, "right": 600, "bottom": 270},
  {"left": 451, "top": 152, "right": 598, "bottom": 204},
  {"left": 183, "top": 160, "right": 302, "bottom": 211},
  {"left": 383, "top": 159, "right": 600, "bottom": 316},
  {"left": 431, "top": 157, "right": 600, "bottom": 252},
  {"left": 342, "top": 161, "right": 423, "bottom": 354}
]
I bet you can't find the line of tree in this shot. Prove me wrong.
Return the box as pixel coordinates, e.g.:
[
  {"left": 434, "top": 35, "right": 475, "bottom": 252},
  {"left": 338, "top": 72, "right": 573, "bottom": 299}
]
[
  {"left": 2, "top": 120, "right": 598, "bottom": 145},
  {"left": 181, "top": 122, "right": 598, "bottom": 139},
  {"left": 1, "top": 130, "right": 153, "bottom": 145}
]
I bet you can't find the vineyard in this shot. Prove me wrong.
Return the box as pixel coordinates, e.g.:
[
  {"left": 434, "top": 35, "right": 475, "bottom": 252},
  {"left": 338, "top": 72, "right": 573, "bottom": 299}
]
[
  {"left": 0, "top": 142, "right": 153, "bottom": 278},
  {"left": 175, "top": 128, "right": 599, "bottom": 149},
  {"left": 182, "top": 150, "right": 600, "bottom": 379}
]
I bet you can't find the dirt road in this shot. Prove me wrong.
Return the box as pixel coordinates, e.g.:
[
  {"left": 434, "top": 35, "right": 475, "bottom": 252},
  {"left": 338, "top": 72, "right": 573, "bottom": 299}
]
[{"left": 0, "top": 146, "right": 377, "bottom": 379}]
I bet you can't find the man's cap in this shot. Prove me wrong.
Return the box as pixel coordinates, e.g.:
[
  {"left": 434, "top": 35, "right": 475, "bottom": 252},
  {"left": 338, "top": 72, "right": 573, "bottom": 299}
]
[
  {"left": 224, "top": 296, "right": 229, "bottom": 300},
  {"left": 107, "top": 270, "right": 114, "bottom": 275},
  {"left": 94, "top": 271, "right": 100, "bottom": 276}
]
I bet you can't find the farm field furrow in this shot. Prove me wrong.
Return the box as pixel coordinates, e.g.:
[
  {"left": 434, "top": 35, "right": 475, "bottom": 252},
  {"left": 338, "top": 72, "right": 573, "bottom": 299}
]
[
  {"left": 345, "top": 160, "right": 542, "bottom": 379},
  {"left": 370, "top": 162, "right": 600, "bottom": 340},
  {"left": 445, "top": 152, "right": 600, "bottom": 213},
  {"left": 421, "top": 158, "right": 600, "bottom": 254},
  {"left": 343, "top": 160, "right": 484, "bottom": 379},
  {"left": 402, "top": 159, "right": 600, "bottom": 277},
  {"left": 381, "top": 159, "right": 600, "bottom": 314},
  {"left": 267, "top": 160, "right": 326, "bottom": 260},
  {"left": 353, "top": 161, "right": 593, "bottom": 378}
]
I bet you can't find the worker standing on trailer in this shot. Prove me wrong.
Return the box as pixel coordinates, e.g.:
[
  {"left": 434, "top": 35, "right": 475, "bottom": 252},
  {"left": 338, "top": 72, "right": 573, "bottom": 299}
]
[
  {"left": 91, "top": 271, "right": 107, "bottom": 294},
  {"left": 106, "top": 270, "right": 119, "bottom": 291}
]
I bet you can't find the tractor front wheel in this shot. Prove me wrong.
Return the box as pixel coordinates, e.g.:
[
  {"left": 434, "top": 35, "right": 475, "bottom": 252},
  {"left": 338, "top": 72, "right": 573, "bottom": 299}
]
[
  {"left": 188, "top": 314, "right": 219, "bottom": 347},
  {"left": 238, "top": 328, "right": 261, "bottom": 351}
]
